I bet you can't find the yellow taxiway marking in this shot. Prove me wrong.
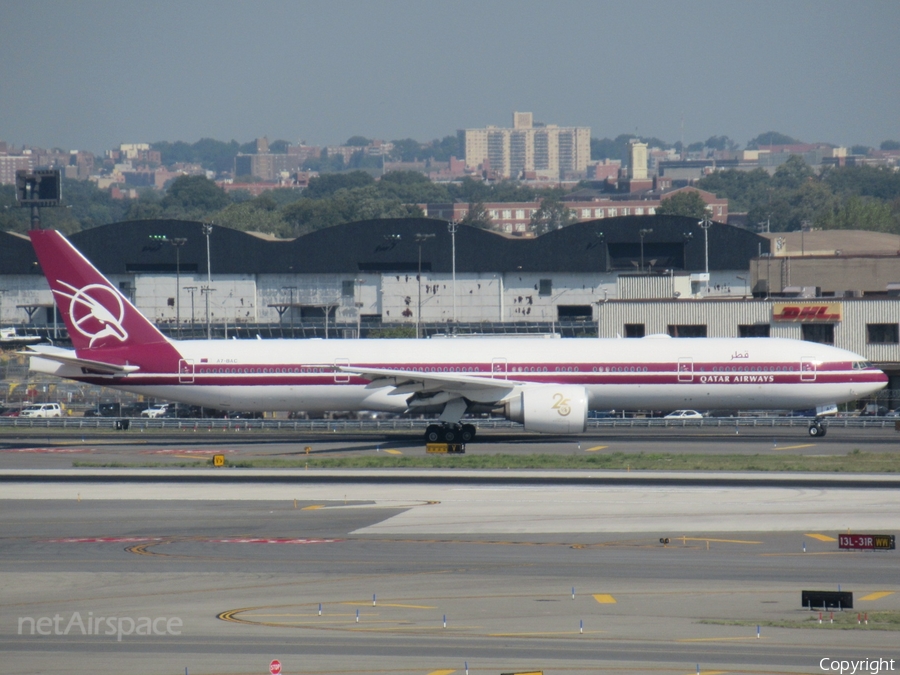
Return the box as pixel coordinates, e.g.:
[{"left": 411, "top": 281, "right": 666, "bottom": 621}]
[
  {"left": 489, "top": 630, "right": 604, "bottom": 637},
  {"left": 584, "top": 445, "right": 608, "bottom": 452},
  {"left": 340, "top": 602, "right": 436, "bottom": 609},
  {"left": 241, "top": 613, "right": 364, "bottom": 618},
  {"left": 805, "top": 533, "right": 837, "bottom": 542},
  {"left": 239, "top": 619, "right": 367, "bottom": 625},
  {"left": 680, "top": 537, "right": 762, "bottom": 545},
  {"left": 684, "top": 671, "right": 728, "bottom": 675},
  {"left": 679, "top": 636, "right": 760, "bottom": 643},
  {"left": 761, "top": 552, "right": 850, "bottom": 557},
  {"left": 383, "top": 449, "right": 403, "bottom": 455},
  {"left": 860, "top": 591, "right": 895, "bottom": 601},
  {"left": 593, "top": 594, "right": 617, "bottom": 604},
  {"left": 427, "top": 671, "right": 457, "bottom": 675},
  {"left": 775, "top": 443, "right": 815, "bottom": 451},
  {"left": 301, "top": 504, "right": 324, "bottom": 510}
]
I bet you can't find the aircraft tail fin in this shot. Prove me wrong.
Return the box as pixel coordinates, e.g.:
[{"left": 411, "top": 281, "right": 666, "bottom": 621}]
[{"left": 29, "top": 229, "right": 181, "bottom": 368}]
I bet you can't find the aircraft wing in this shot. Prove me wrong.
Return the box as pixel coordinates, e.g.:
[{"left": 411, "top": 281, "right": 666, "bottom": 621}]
[
  {"left": 20, "top": 346, "right": 140, "bottom": 375},
  {"left": 338, "top": 365, "right": 522, "bottom": 403}
]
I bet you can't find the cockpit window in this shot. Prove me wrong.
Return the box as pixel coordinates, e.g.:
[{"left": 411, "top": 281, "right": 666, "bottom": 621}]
[{"left": 852, "top": 361, "right": 874, "bottom": 370}]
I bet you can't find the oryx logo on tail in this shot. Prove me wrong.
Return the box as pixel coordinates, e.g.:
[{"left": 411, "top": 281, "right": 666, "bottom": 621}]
[{"left": 53, "top": 281, "right": 129, "bottom": 347}]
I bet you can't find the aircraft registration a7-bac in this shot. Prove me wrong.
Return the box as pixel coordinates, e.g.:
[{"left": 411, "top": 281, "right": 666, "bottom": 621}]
[{"left": 24, "top": 229, "right": 887, "bottom": 441}]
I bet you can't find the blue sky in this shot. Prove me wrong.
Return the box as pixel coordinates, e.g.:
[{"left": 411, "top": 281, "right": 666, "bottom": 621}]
[{"left": 2, "top": 0, "right": 898, "bottom": 153}]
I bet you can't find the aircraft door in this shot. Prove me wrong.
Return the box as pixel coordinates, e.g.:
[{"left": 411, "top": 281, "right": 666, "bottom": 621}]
[
  {"left": 800, "top": 357, "right": 816, "bottom": 382},
  {"left": 677, "top": 357, "right": 693, "bottom": 382},
  {"left": 178, "top": 359, "right": 194, "bottom": 384},
  {"left": 491, "top": 357, "right": 508, "bottom": 379},
  {"left": 334, "top": 358, "right": 350, "bottom": 383}
]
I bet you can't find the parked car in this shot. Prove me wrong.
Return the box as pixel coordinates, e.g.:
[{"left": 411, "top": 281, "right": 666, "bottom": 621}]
[
  {"left": 85, "top": 402, "right": 124, "bottom": 418},
  {"left": 160, "top": 404, "right": 202, "bottom": 418},
  {"left": 225, "top": 411, "right": 264, "bottom": 419},
  {"left": 663, "top": 409, "right": 703, "bottom": 419},
  {"left": 19, "top": 403, "right": 63, "bottom": 418},
  {"left": 860, "top": 405, "right": 889, "bottom": 417},
  {"left": 140, "top": 404, "right": 170, "bottom": 418}
]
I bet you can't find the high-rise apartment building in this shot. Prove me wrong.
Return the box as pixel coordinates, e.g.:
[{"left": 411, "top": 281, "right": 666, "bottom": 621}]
[
  {"left": 629, "top": 141, "right": 648, "bottom": 180},
  {"left": 0, "top": 154, "right": 33, "bottom": 185},
  {"left": 459, "top": 112, "right": 590, "bottom": 180}
]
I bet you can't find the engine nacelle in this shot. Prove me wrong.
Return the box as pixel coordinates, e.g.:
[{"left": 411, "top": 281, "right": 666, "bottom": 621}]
[{"left": 503, "top": 385, "right": 589, "bottom": 434}]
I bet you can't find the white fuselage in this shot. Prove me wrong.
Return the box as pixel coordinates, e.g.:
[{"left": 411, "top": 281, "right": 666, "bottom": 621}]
[{"left": 33, "top": 335, "right": 886, "bottom": 413}]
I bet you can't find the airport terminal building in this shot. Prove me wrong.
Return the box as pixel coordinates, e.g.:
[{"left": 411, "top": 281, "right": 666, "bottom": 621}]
[{"left": 1, "top": 215, "right": 898, "bottom": 392}]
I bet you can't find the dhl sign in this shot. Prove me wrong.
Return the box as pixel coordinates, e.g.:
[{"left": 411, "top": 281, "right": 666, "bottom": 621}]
[{"left": 772, "top": 302, "right": 842, "bottom": 322}]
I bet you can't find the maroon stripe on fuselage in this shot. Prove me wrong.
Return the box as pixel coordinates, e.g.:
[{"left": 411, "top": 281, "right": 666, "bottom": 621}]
[{"left": 68, "top": 363, "right": 884, "bottom": 388}]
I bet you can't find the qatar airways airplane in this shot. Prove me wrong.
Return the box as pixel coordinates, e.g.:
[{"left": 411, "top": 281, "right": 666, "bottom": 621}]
[{"left": 24, "top": 229, "right": 887, "bottom": 441}]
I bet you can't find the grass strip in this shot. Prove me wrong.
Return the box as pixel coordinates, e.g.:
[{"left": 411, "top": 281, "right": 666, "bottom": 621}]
[
  {"left": 71, "top": 450, "right": 900, "bottom": 472},
  {"left": 702, "top": 610, "right": 900, "bottom": 631}
]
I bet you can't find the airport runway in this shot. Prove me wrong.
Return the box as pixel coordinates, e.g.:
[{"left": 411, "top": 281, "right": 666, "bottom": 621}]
[{"left": 2, "top": 464, "right": 899, "bottom": 675}]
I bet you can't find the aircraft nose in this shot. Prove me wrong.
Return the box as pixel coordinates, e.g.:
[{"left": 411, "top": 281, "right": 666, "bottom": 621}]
[{"left": 861, "top": 369, "right": 889, "bottom": 396}]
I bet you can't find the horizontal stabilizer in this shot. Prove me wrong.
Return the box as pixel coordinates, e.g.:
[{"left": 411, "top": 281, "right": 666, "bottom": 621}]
[{"left": 19, "top": 346, "right": 140, "bottom": 375}]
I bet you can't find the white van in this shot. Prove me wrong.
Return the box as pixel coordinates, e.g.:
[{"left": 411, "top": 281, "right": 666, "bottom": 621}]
[{"left": 19, "top": 403, "right": 63, "bottom": 418}]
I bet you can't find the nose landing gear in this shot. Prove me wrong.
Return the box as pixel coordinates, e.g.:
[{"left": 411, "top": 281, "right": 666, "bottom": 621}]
[{"left": 808, "top": 420, "right": 827, "bottom": 437}]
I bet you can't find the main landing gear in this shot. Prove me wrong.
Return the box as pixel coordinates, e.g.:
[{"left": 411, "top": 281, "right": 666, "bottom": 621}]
[
  {"left": 424, "top": 423, "right": 477, "bottom": 444},
  {"left": 808, "top": 420, "right": 827, "bottom": 437}
]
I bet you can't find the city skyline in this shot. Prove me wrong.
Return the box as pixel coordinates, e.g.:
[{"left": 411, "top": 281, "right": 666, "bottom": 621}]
[{"left": 2, "top": 1, "right": 898, "bottom": 154}]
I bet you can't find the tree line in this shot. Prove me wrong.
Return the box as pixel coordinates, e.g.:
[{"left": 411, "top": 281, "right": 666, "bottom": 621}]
[
  {"left": 696, "top": 156, "right": 900, "bottom": 233},
  {"left": 0, "top": 171, "right": 568, "bottom": 238},
  {"left": 1, "top": 155, "right": 897, "bottom": 238}
]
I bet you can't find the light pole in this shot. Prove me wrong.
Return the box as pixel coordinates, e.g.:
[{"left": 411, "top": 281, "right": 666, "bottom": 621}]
[
  {"left": 355, "top": 278, "right": 363, "bottom": 338},
  {"left": 595, "top": 231, "right": 606, "bottom": 273},
  {"left": 698, "top": 215, "right": 712, "bottom": 294},
  {"left": 415, "top": 233, "right": 435, "bottom": 338},
  {"left": 448, "top": 221, "right": 458, "bottom": 323},
  {"left": 201, "top": 287, "right": 215, "bottom": 338},
  {"left": 184, "top": 286, "right": 197, "bottom": 338},
  {"left": 282, "top": 286, "right": 297, "bottom": 336},
  {"left": 0, "top": 288, "right": 6, "bottom": 329},
  {"left": 595, "top": 290, "right": 608, "bottom": 339},
  {"left": 638, "top": 228, "right": 652, "bottom": 272},
  {"left": 170, "top": 237, "right": 187, "bottom": 338},
  {"left": 202, "top": 224, "right": 213, "bottom": 338}
]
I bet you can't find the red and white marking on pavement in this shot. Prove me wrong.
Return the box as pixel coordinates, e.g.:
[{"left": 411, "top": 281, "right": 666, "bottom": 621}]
[
  {"left": 46, "top": 536, "right": 342, "bottom": 544},
  {"left": 207, "top": 538, "right": 343, "bottom": 544},
  {"left": 142, "top": 448, "right": 236, "bottom": 455},
  {"left": 0, "top": 447, "right": 96, "bottom": 453},
  {"left": 46, "top": 537, "right": 166, "bottom": 543}
]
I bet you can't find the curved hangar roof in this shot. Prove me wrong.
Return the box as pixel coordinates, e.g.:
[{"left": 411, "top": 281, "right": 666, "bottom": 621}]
[{"left": 3, "top": 215, "right": 769, "bottom": 277}]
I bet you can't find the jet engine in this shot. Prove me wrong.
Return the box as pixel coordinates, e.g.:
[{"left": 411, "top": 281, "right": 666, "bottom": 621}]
[{"left": 503, "top": 385, "right": 588, "bottom": 434}]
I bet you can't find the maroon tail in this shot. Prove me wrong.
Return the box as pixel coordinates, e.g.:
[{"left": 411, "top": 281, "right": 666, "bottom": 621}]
[{"left": 29, "top": 229, "right": 182, "bottom": 370}]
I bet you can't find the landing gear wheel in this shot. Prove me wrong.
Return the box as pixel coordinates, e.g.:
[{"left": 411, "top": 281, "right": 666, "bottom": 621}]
[
  {"left": 808, "top": 423, "right": 826, "bottom": 438},
  {"left": 425, "top": 425, "right": 442, "bottom": 443},
  {"left": 459, "top": 424, "right": 476, "bottom": 443},
  {"left": 441, "top": 426, "right": 459, "bottom": 443}
]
